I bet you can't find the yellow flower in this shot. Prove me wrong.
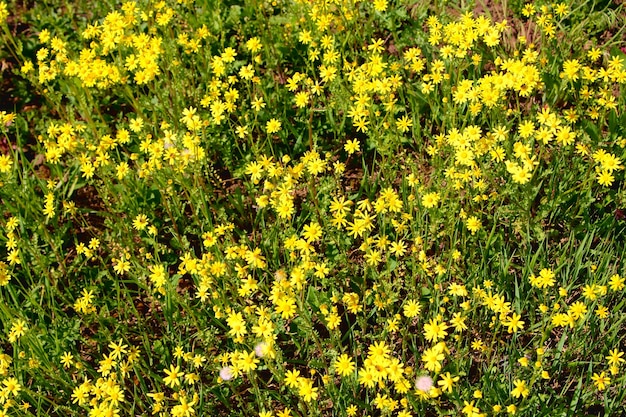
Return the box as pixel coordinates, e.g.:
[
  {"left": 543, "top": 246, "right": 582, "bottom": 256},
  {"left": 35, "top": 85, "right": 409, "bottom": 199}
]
[
  {"left": 344, "top": 139, "right": 360, "bottom": 155},
  {"left": 284, "top": 369, "right": 300, "bottom": 389},
  {"left": 246, "top": 37, "right": 262, "bottom": 53},
  {"left": 227, "top": 311, "right": 247, "bottom": 338},
  {"left": 591, "top": 371, "right": 610, "bottom": 390},
  {"left": 390, "top": 240, "right": 407, "bottom": 257},
  {"left": 2, "top": 377, "right": 21, "bottom": 396},
  {"left": 465, "top": 216, "right": 482, "bottom": 234},
  {"left": 596, "top": 169, "right": 614, "bottom": 186},
  {"left": 105, "top": 340, "right": 127, "bottom": 361},
  {"left": 554, "top": 2, "right": 568, "bottom": 16},
  {"left": 274, "top": 295, "right": 297, "bottom": 319},
  {"left": 302, "top": 222, "right": 322, "bottom": 242},
  {"left": 8, "top": 319, "right": 27, "bottom": 342},
  {"left": 510, "top": 379, "right": 529, "bottom": 398},
  {"left": 421, "top": 192, "right": 440, "bottom": 208},
  {"left": 518, "top": 120, "right": 535, "bottom": 138},
  {"left": 402, "top": 300, "right": 422, "bottom": 318},
  {"left": 462, "top": 400, "right": 481, "bottom": 417},
  {"left": 163, "top": 364, "right": 184, "bottom": 388},
  {"left": 437, "top": 372, "right": 459, "bottom": 393},
  {"left": 567, "top": 301, "right": 587, "bottom": 320},
  {"left": 609, "top": 274, "right": 625, "bottom": 291},
  {"left": 423, "top": 317, "right": 448, "bottom": 342},
  {"left": 502, "top": 313, "right": 525, "bottom": 333},
  {"left": 357, "top": 367, "right": 376, "bottom": 388},
  {"left": 396, "top": 114, "right": 413, "bottom": 133},
  {"left": 0, "top": 154, "right": 13, "bottom": 174},
  {"left": 298, "top": 378, "right": 318, "bottom": 402},
  {"left": 326, "top": 312, "right": 340, "bottom": 329},
  {"left": 294, "top": 91, "right": 310, "bottom": 108},
  {"left": 561, "top": 59, "right": 581, "bottom": 81},
  {"left": 373, "top": 0, "right": 387, "bottom": 12},
  {"left": 606, "top": 349, "right": 625, "bottom": 367},
  {"left": 251, "top": 96, "right": 266, "bottom": 112},
  {"left": 450, "top": 312, "right": 467, "bottom": 331},
  {"left": 334, "top": 354, "right": 355, "bottom": 377},
  {"left": 266, "top": 118, "right": 282, "bottom": 134},
  {"left": 236, "top": 351, "right": 259, "bottom": 373},
  {"left": 129, "top": 117, "right": 144, "bottom": 132}
]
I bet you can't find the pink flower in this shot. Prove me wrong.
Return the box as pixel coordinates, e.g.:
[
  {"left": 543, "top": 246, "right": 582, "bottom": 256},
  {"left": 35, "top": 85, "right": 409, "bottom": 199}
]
[
  {"left": 415, "top": 375, "right": 433, "bottom": 392},
  {"left": 219, "top": 366, "right": 233, "bottom": 381},
  {"left": 254, "top": 342, "right": 267, "bottom": 357}
]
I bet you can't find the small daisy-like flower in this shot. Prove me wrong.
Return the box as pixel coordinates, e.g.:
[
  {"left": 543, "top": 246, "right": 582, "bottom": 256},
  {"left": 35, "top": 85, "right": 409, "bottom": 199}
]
[
  {"left": 591, "top": 371, "right": 610, "bottom": 391},
  {"left": 344, "top": 139, "right": 360, "bottom": 155},
  {"left": 466, "top": 216, "right": 482, "bottom": 234},
  {"left": 333, "top": 354, "right": 355, "bottom": 377},
  {"left": 266, "top": 118, "right": 282, "bottom": 134}
]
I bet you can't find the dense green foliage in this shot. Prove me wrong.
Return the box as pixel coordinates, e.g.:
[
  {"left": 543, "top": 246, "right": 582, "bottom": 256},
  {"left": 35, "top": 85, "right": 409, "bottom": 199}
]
[{"left": 0, "top": 0, "right": 625, "bottom": 415}]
